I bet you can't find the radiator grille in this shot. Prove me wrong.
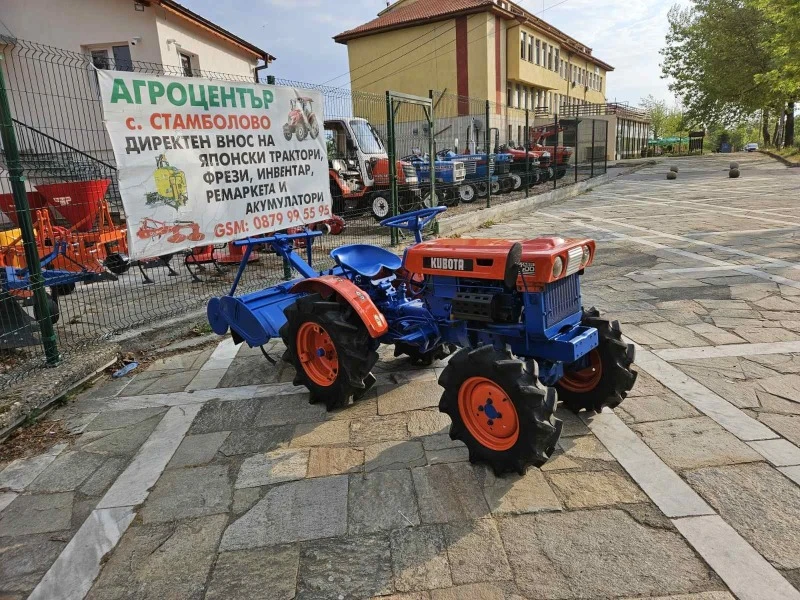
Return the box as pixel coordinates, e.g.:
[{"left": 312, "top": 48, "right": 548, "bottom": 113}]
[
  {"left": 543, "top": 274, "right": 581, "bottom": 328},
  {"left": 464, "top": 159, "right": 477, "bottom": 175}
]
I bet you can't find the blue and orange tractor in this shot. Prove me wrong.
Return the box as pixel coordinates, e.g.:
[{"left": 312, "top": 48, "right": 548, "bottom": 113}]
[{"left": 207, "top": 207, "right": 637, "bottom": 474}]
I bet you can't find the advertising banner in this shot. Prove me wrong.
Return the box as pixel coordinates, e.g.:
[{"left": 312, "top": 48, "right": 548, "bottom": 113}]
[{"left": 98, "top": 70, "right": 331, "bottom": 258}]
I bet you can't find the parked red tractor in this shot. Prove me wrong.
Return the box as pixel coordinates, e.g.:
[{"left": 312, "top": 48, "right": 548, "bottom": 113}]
[
  {"left": 325, "top": 118, "right": 422, "bottom": 220},
  {"left": 528, "top": 124, "right": 574, "bottom": 180}
]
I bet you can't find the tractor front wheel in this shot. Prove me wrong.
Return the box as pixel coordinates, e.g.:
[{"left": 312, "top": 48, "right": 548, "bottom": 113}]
[
  {"left": 556, "top": 307, "right": 637, "bottom": 413},
  {"left": 439, "top": 345, "right": 562, "bottom": 475},
  {"left": 280, "top": 293, "right": 379, "bottom": 410},
  {"left": 283, "top": 125, "right": 293, "bottom": 141},
  {"left": 295, "top": 122, "right": 309, "bottom": 142},
  {"left": 459, "top": 183, "right": 477, "bottom": 203},
  {"left": 510, "top": 173, "right": 523, "bottom": 191},
  {"left": 371, "top": 192, "right": 392, "bottom": 221},
  {"left": 475, "top": 181, "right": 489, "bottom": 198}
]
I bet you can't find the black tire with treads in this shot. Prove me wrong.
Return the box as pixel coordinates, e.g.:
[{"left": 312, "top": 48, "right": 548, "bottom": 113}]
[
  {"left": 438, "top": 345, "right": 562, "bottom": 475},
  {"left": 280, "top": 293, "right": 378, "bottom": 410},
  {"left": 556, "top": 307, "right": 637, "bottom": 413}
]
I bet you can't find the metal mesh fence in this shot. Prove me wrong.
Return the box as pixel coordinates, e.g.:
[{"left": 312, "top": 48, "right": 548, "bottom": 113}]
[{"left": 0, "top": 36, "right": 610, "bottom": 383}]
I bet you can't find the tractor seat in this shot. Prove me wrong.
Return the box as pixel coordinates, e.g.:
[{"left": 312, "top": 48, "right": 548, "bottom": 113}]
[{"left": 330, "top": 244, "right": 402, "bottom": 278}]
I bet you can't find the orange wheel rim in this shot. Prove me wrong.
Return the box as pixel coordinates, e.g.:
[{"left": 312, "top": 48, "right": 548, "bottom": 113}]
[
  {"left": 458, "top": 377, "right": 519, "bottom": 451},
  {"left": 560, "top": 349, "right": 603, "bottom": 393},
  {"left": 296, "top": 322, "right": 339, "bottom": 387}
]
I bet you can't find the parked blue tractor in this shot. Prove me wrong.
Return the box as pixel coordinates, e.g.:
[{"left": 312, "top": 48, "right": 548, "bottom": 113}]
[
  {"left": 401, "top": 153, "right": 467, "bottom": 208},
  {"left": 1, "top": 241, "right": 94, "bottom": 348},
  {"left": 436, "top": 150, "right": 516, "bottom": 203},
  {"left": 207, "top": 207, "right": 637, "bottom": 474}
]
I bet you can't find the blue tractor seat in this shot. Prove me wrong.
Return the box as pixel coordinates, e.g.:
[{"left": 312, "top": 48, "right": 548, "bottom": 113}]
[{"left": 330, "top": 244, "right": 402, "bottom": 278}]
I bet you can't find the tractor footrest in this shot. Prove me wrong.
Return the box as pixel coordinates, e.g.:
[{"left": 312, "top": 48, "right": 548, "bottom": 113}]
[{"left": 534, "top": 325, "right": 598, "bottom": 364}]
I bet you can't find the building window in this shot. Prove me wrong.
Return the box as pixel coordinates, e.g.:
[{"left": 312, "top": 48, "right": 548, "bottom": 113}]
[
  {"left": 89, "top": 44, "right": 133, "bottom": 71},
  {"left": 521, "top": 32, "right": 527, "bottom": 60},
  {"left": 528, "top": 37, "right": 534, "bottom": 62},
  {"left": 554, "top": 49, "right": 559, "bottom": 72},
  {"left": 180, "top": 53, "right": 194, "bottom": 77},
  {"left": 507, "top": 87, "right": 512, "bottom": 106},
  {"left": 536, "top": 40, "right": 541, "bottom": 65},
  {"left": 516, "top": 84, "right": 521, "bottom": 108}
]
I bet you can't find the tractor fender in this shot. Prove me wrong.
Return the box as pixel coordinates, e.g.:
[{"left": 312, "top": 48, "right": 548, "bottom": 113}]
[{"left": 290, "top": 275, "right": 388, "bottom": 338}]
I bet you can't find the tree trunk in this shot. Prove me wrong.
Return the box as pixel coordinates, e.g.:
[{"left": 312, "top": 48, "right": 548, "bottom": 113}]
[
  {"left": 785, "top": 101, "right": 795, "bottom": 147},
  {"left": 762, "top": 108, "right": 771, "bottom": 145}
]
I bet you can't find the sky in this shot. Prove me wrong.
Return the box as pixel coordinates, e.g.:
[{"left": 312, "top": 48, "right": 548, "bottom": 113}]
[{"left": 180, "top": 0, "right": 683, "bottom": 106}]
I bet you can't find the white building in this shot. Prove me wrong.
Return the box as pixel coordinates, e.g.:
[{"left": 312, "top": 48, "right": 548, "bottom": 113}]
[{"left": 0, "top": 0, "right": 274, "bottom": 79}]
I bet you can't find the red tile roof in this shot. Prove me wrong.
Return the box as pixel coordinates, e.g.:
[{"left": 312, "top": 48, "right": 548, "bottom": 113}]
[{"left": 334, "top": 0, "right": 495, "bottom": 43}]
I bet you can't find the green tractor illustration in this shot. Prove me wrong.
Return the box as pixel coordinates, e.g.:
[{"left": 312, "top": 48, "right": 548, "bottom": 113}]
[{"left": 145, "top": 154, "right": 188, "bottom": 209}]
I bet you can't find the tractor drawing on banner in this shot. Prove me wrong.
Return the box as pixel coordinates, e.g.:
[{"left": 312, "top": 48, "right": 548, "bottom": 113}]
[
  {"left": 283, "top": 97, "right": 320, "bottom": 142},
  {"left": 145, "top": 154, "right": 189, "bottom": 209},
  {"left": 207, "top": 207, "right": 637, "bottom": 475}
]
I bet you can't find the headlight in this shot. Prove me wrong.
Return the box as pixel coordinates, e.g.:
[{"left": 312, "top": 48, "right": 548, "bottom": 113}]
[
  {"left": 552, "top": 256, "right": 564, "bottom": 278},
  {"left": 581, "top": 245, "right": 591, "bottom": 266}
]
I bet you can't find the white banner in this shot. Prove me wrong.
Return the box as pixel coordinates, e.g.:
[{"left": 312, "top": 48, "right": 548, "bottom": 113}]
[{"left": 98, "top": 70, "right": 331, "bottom": 258}]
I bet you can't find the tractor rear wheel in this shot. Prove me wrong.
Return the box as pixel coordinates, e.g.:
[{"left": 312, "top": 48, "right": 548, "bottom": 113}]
[
  {"left": 510, "top": 173, "right": 523, "bottom": 191},
  {"left": 33, "top": 293, "right": 60, "bottom": 325},
  {"left": 439, "top": 345, "right": 562, "bottom": 475},
  {"left": 556, "top": 307, "right": 637, "bottom": 413},
  {"left": 281, "top": 293, "right": 379, "bottom": 410}
]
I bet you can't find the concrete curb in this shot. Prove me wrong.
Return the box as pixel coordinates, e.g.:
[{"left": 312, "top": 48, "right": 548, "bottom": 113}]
[{"left": 758, "top": 149, "right": 800, "bottom": 167}]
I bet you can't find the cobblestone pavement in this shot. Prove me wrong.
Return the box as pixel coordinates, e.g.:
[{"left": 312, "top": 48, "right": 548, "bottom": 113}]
[{"left": 2, "top": 153, "right": 800, "bottom": 599}]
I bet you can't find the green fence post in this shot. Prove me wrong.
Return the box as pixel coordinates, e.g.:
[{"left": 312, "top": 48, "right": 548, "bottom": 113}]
[
  {"left": 428, "top": 90, "right": 439, "bottom": 236},
  {"left": 386, "top": 91, "right": 398, "bottom": 246},
  {"left": 590, "top": 119, "right": 596, "bottom": 178},
  {"left": 485, "top": 100, "right": 491, "bottom": 209},
  {"left": 0, "top": 56, "right": 59, "bottom": 365},
  {"left": 524, "top": 109, "right": 530, "bottom": 197},
  {"left": 554, "top": 113, "right": 559, "bottom": 191}
]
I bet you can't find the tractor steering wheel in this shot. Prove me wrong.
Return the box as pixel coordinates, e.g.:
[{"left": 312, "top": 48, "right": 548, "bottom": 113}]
[{"left": 379, "top": 206, "right": 446, "bottom": 243}]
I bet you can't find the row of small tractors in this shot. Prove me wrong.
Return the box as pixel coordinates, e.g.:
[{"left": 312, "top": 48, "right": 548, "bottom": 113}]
[{"left": 325, "top": 117, "right": 572, "bottom": 221}]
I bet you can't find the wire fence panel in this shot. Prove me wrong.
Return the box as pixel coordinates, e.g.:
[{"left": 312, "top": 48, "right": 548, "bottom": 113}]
[{"left": 0, "top": 36, "right": 612, "bottom": 383}]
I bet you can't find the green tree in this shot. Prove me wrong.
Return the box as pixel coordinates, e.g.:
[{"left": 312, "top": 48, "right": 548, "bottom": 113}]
[
  {"left": 661, "top": 0, "right": 775, "bottom": 125},
  {"left": 641, "top": 95, "right": 668, "bottom": 138},
  {"left": 750, "top": 0, "right": 799, "bottom": 145}
]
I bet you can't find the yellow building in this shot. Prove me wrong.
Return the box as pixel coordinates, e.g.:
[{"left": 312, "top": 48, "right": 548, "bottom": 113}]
[
  {"left": 334, "top": 0, "right": 612, "bottom": 117},
  {"left": 335, "top": 0, "right": 651, "bottom": 160}
]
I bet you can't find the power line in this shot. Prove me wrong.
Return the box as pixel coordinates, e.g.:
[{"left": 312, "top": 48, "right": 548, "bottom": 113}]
[
  {"left": 322, "top": 0, "right": 571, "bottom": 88},
  {"left": 352, "top": 1, "right": 575, "bottom": 93}
]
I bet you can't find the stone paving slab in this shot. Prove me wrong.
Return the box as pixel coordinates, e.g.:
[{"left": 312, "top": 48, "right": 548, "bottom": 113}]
[{"left": 8, "top": 154, "right": 800, "bottom": 599}]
